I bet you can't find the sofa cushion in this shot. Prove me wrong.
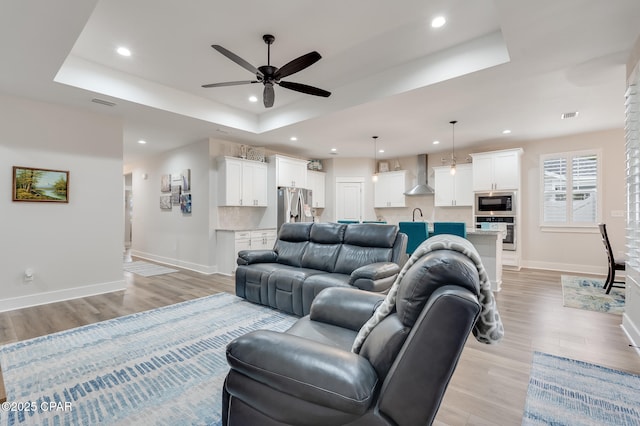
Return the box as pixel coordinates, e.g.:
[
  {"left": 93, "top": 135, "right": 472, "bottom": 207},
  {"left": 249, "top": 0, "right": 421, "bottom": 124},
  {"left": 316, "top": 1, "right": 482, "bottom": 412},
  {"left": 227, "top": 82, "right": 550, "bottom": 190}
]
[
  {"left": 299, "top": 223, "right": 345, "bottom": 272},
  {"left": 395, "top": 250, "right": 479, "bottom": 327},
  {"left": 301, "top": 273, "right": 352, "bottom": 316},
  {"left": 334, "top": 246, "right": 393, "bottom": 275},
  {"left": 301, "top": 243, "right": 341, "bottom": 272},
  {"left": 275, "top": 223, "right": 314, "bottom": 267},
  {"left": 359, "top": 314, "right": 409, "bottom": 379},
  {"left": 309, "top": 222, "right": 346, "bottom": 244},
  {"left": 343, "top": 224, "right": 398, "bottom": 248},
  {"left": 286, "top": 316, "right": 357, "bottom": 351},
  {"left": 268, "top": 268, "right": 324, "bottom": 316},
  {"left": 276, "top": 240, "right": 309, "bottom": 267}
]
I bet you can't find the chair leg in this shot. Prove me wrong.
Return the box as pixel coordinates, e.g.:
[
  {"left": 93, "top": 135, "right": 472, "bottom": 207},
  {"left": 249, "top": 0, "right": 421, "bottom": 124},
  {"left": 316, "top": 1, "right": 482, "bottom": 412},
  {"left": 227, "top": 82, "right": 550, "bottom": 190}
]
[{"left": 605, "top": 270, "right": 625, "bottom": 294}]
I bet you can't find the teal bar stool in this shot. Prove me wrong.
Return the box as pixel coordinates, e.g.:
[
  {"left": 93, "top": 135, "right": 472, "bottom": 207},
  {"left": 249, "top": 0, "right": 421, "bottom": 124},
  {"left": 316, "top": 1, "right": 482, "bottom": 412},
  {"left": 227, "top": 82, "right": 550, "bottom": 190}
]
[
  {"left": 433, "top": 222, "right": 467, "bottom": 238},
  {"left": 337, "top": 220, "right": 359, "bottom": 224},
  {"left": 399, "top": 222, "right": 429, "bottom": 254},
  {"left": 363, "top": 221, "right": 387, "bottom": 224}
]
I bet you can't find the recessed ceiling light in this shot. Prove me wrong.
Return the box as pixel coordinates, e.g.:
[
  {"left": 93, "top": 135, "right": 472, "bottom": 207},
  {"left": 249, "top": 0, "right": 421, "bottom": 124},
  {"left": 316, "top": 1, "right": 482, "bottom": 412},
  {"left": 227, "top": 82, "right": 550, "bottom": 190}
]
[
  {"left": 431, "top": 16, "right": 446, "bottom": 28},
  {"left": 290, "top": 136, "right": 298, "bottom": 141},
  {"left": 379, "top": 149, "right": 385, "bottom": 153},
  {"left": 248, "top": 95, "right": 258, "bottom": 103},
  {"left": 117, "top": 46, "right": 131, "bottom": 57},
  {"left": 561, "top": 111, "right": 579, "bottom": 119},
  {"left": 138, "top": 140, "right": 147, "bottom": 144},
  {"left": 330, "top": 148, "right": 337, "bottom": 152},
  {"left": 433, "top": 140, "right": 440, "bottom": 145},
  {"left": 502, "top": 129, "right": 512, "bottom": 134}
]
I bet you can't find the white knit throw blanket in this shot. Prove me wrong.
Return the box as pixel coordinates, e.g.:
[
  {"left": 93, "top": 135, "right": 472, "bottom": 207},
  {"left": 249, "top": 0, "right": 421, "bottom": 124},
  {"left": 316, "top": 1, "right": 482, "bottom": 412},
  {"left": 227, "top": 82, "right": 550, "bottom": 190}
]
[{"left": 352, "top": 234, "right": 504, "bottom": 353}]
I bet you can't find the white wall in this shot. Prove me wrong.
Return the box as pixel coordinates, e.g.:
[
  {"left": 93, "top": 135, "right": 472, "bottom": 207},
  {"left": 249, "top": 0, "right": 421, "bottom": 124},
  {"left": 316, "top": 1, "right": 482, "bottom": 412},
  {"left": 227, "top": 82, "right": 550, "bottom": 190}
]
[
  {"left": 0, "top": 93, "right": 124, "bottom": 312},
  {"left": 126, "top": 139, "right": 215, "bottom": 273},
  {"left": 519, "top": 129, "right": 626, "bottom": 274}
]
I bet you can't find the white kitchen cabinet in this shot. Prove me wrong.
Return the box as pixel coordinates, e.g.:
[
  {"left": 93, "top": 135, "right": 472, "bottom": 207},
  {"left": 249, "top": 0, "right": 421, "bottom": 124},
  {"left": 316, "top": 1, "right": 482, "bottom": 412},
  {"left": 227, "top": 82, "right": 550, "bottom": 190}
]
[
  {"left": 218, "top": 157, "right": 268, "bottom": 206},
  {"left": 306, "top": 170, "right": 326, "bottom": 208},
  {"left": 470, "top": 148, "right": 522, "bottom": 191},
  {"left": 374, "top": 170, "right": 407, "bottom": 208},
  {"left": 242, "top": 160, "right": 268, "bottom": 206},
  {"left": 273, "top": 155, "right": 308, "bottom": 188},
  {"left": 250, "top": 229, "right": 277, "bottom": 250},
  {"left": 433, "top": 163, "right": 473, "bottom": 207},
  {"left": 216, "top": 228, "right": 277, "bottom": 274}
]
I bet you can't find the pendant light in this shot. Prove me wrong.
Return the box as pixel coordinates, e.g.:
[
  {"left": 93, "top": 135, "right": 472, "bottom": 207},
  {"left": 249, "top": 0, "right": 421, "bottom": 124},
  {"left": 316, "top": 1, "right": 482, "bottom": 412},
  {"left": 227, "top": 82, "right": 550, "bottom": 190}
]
[
  {"left": 372, "top": 136, "right": 379, "bottom": 182},
  {"left": 449, "top": 120, "right": 458, "bottom": 175}
]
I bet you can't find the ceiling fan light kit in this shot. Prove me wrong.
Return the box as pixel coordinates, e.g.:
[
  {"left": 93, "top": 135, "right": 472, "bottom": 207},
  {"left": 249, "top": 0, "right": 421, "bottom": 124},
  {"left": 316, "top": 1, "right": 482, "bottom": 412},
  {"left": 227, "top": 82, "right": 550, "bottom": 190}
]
[{"left": 202, "top": 34, "right": 331, "bottom": 108}]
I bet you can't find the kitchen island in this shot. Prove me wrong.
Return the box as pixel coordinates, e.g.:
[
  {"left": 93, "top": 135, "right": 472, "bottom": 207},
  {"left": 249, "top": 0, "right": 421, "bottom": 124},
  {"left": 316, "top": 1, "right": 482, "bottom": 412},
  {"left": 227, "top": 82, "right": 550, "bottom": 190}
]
[{"left": 466, "top": 230, "right": 503, "bottom": 292}]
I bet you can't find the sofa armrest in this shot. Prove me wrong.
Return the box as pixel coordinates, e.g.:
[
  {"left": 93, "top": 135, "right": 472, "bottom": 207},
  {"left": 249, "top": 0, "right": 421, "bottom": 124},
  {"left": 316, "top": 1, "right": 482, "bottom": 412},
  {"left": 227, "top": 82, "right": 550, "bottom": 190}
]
[
  {"left": 309, "top": 287, "right": 385, "bottom": 331},
  {"left": 236, "top": 249, "right": 277, "bottom": 265},
  {"left": 226, "top": 330, "right": 378, "bottom": 415},
  {"left": 349, "top": 262, "right": 400, "bottom": 291}
]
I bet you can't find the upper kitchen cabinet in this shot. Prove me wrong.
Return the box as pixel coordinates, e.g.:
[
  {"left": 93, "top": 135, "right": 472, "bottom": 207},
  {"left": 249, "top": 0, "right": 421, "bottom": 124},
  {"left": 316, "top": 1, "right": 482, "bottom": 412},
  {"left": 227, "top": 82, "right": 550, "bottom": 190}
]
[
  {"left": 470, "top": 148, "right": 523, "bottom": 191},
  {"left": 272, "top": 155, "right": 308, "bottom": 188},
  {"left": 218, "top": 157, "right": 268, "bottom": 207},
  {"left": 374, "top": 170, "right": 407, "bottom": 208},
  {"left": 306, "top": 170, "right": 326, "bottom": 208},
  {"left": 433, "top": 163, "right": 473, "bottom": 207}
]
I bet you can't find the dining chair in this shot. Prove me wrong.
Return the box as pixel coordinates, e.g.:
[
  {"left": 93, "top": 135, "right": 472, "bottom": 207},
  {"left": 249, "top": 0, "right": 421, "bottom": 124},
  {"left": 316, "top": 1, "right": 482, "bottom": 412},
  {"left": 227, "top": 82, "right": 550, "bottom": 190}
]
[
  {"left": 433, "top": 222, "right": 467, "bottom": 238},
  {"left": 598, "top": 223, "right": 625, "bottom": 294},
  {"left": 399, "top": 222, "right": 429, "bottom": 254}
]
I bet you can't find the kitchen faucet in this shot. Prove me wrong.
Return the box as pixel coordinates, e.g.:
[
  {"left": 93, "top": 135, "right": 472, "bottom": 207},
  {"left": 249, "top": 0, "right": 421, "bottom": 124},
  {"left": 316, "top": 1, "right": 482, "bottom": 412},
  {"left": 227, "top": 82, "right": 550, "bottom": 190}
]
[{"left": 412, "top": 207, "right": 423, "bottom": 222}]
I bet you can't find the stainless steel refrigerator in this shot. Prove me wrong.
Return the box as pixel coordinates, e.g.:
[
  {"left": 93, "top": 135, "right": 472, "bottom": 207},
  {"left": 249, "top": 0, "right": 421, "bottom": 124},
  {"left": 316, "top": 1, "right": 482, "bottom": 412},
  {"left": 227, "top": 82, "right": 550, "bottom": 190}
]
[{"left": 277, "top": 187, "right": 314, "bottom": 230}]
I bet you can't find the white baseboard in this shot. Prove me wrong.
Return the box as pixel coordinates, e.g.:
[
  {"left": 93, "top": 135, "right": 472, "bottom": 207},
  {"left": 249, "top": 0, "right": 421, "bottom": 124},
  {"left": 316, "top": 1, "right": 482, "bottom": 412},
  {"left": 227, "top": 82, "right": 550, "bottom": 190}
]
[
  {"left": 521, "top": 260, "right": 606, "bottom": 276},
  {"left": 0, "top": 280, "right": 125, "bottom": 313},
  {"left": 130, "top": 250, "right": 218, "bottom": 275},
  {"left": 622, "top": 314, "right": 640, "bottom": 358}
]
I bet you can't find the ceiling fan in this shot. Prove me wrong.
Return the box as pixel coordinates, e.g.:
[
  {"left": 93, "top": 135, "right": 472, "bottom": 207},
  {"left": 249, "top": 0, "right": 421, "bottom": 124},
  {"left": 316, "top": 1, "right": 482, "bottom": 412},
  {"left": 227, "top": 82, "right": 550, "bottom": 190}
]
[{"left": 202, "top": 34, "right": 331, "bottom": 108}]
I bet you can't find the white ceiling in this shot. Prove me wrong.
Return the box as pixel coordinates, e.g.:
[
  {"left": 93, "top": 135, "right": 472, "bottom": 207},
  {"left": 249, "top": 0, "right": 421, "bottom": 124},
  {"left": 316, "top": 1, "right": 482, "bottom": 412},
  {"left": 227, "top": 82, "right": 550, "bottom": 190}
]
[{"left": 1, "top": 0, "right": 639, "bottom": 165}]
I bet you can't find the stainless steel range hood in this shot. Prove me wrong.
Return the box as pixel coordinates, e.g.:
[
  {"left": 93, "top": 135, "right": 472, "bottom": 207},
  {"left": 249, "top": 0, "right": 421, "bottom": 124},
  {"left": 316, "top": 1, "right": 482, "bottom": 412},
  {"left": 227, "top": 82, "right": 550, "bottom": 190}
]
[{"left": 404, "top": 154, "right": 434, "bottom": 195}]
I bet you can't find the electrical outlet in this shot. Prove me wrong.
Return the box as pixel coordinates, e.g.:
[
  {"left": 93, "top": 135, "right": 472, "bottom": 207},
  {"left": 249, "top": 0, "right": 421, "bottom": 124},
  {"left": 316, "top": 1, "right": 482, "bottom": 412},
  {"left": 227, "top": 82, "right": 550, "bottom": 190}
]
[{"left": 24, "top": 268, "right": 34, "bottom": 282}]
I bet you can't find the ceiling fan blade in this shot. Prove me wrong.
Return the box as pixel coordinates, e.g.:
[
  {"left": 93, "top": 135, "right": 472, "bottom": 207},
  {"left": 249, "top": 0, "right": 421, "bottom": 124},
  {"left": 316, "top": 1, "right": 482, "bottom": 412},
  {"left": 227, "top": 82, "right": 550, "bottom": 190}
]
[
  {"left": 263, "top": 83, "right": 275, "bottom": 108},
  {"left": 201, "top": 80, "right": 258, "bottom": 88},
  {"left": 278, "top": 81, "right": 331, "bottom": 97},
  {"left": 211, "top": 45, "right": 261, "bottom": 76},
  {"left": 274, "top": 51, "right": 321, "bottom": 80}
]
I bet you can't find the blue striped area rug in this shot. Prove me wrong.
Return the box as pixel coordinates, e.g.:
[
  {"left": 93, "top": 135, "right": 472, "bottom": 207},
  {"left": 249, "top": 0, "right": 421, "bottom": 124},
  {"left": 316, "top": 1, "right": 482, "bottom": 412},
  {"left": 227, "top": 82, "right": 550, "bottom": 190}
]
[
  {"left": 523, "top": 352, "right": 640, "bottom": 425},
  {"left": 0, "top": 293, "right": 297, "bottom": 425}
]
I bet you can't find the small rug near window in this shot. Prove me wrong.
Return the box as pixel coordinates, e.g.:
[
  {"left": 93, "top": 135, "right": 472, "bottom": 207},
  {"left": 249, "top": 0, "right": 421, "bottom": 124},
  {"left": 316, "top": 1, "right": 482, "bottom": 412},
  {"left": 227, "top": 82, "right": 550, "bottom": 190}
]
[
  {"left": 522, "top": 352, "right": 640, "bottom": 425},
  {"left": 561, "top": 275, "right": 625, "bottom": 314},
  {"left": 0, "top": 293, "right": 297, "bottom": 425},
  {"left": 123, "top": 260, "right": 179, "bottom": 277}
]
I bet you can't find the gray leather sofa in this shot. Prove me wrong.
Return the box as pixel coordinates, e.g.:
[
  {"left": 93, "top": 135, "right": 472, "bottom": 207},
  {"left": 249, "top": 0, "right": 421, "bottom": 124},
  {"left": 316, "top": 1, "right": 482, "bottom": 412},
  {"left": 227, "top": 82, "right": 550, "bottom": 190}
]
[
  {"left": 222, "top": 248, "right": 483, "bottom": 425},
  {"left": 235, "top": 222, "right": 407, "bottom": 316}
]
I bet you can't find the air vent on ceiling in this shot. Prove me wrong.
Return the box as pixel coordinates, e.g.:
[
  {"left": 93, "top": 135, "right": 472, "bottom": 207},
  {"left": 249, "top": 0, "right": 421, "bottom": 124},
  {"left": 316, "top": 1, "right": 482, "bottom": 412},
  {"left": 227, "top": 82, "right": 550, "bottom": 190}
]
[
  {"left": 91, "top": 98, "right": 116, "bottom": 107},
  {"left": 561, "top": 111, "right": 579, "bottom": 119}
]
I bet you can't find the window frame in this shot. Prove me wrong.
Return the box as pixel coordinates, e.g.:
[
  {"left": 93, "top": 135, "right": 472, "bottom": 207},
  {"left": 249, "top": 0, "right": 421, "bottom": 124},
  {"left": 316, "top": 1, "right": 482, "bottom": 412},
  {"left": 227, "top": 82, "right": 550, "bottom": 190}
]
[{"left": 539, "top": 149, "right": 602, "bottom": 231}]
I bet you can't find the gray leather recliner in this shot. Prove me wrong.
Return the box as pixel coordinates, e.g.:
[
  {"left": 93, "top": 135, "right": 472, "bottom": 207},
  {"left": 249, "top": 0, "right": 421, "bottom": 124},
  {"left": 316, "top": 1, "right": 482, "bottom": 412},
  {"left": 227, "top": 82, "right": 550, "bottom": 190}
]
[{"left": 222, "top": 248, "right": 483, "bottom": 426}]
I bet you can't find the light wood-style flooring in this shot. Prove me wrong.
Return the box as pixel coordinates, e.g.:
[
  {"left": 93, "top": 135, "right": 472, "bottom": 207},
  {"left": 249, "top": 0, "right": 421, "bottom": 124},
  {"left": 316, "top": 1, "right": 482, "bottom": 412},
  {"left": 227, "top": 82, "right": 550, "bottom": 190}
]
[{"left": 1, "top": 263, "right": 639, "bottom": 424}]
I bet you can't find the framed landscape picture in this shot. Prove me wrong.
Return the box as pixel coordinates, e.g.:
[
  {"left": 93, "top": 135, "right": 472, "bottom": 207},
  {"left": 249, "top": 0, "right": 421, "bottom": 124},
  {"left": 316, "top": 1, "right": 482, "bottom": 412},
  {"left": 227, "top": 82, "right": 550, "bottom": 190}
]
[{"left": 13, "top": 166, "right": 69, "bottom": 203}]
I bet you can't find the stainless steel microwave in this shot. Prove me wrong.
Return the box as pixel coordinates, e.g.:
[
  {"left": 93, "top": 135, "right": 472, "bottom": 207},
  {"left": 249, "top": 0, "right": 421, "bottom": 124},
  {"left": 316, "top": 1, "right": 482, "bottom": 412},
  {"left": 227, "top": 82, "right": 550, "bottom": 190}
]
[{"left": 475, "top": 192, "right": 515, "bottom": 216}]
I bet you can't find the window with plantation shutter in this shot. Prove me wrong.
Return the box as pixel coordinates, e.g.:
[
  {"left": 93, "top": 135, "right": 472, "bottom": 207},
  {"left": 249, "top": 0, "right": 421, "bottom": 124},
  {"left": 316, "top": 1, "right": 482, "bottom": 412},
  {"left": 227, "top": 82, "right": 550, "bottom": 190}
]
[{"left": 541, "top": 151, "right": 601, "bottom": 227}]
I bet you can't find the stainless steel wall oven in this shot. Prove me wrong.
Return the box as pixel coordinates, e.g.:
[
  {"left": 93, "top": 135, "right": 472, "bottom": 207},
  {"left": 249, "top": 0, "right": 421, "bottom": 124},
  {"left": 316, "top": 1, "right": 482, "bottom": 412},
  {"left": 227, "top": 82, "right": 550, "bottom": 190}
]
[{"left": 475, "top": 216, "right": 516, "bottom": 250}]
